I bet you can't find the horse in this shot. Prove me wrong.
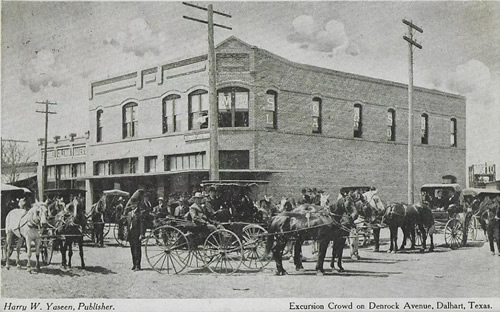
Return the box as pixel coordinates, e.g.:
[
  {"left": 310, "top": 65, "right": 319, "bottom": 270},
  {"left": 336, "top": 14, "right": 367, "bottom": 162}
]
[
  {"left": 265, "top": 195, "right": 357, "bottom": 276},
  {"left": 90, "top": 195, "right": 106, "bottom": 247},
  {"left": 329, "top": 198, "right": 358, "bottom": 272},
  {"left": 4, "top": 201, "right": 49, "bottom": 272},
  {"left": 53, "top": 202, "right": 86, "bottom": 269},
  {"left": 382, "top": 203, "right": 408, "bottom": 253},
  {"left": 407, "top": 202, "right": 435, "bottom": 252}
]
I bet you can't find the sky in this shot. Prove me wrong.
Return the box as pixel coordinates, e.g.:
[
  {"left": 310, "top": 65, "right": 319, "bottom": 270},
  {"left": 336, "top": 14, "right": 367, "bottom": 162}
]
[{"left": 1, "top": 1, "right": 499, "bottom": 172}]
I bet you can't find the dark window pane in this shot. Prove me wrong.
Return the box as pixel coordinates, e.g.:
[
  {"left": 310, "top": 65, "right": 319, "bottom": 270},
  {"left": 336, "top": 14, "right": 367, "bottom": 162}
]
[{"left": 219, "top": 150, "right": 250, "bottom": 169}]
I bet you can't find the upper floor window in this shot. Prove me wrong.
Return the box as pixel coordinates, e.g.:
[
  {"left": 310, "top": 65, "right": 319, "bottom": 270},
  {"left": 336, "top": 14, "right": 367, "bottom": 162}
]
[
  {"left": 163, "top": 94, "right": 181, "bottom": 133},
  {"left": 188, "top": 90, "right": 208, "bottom": 130},
  {"left": 421, "top": 113, "right": 429, "bottom": 144},
  {"left": 354, "top": 104, "right": 363, "bottom": 138},
  {"left": 218, "top": 87, "right": 249, "bottom": 128},
  {"left": 123, "top": 103, "right": 138, "bottom": 138},
  {"left": 265, "top": 90, "right": 277, "bottom": 129},
  {"left": 145, "top": 156, "right": 157, "bottom": 173},
  {"left": 450, "top": 118, "right": 457, "bottom": 147},
  {"left": 96, "top": 110, "right": 103, "bottom": 142},
  {"left": 312, "top": 97, "right": 322, "bottom": 134},
  {"left": 387, "top": 109, "right": 396, "bottom": 141}
]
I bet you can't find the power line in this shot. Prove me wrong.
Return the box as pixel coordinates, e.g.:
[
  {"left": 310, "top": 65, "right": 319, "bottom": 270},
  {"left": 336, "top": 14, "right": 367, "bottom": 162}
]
[
  {"left": 183, "top": 2, "right": 232, "bottom": 181},
  {"left": 35, "top": 100, "right": 57, "bottom": 201},
  {"left": 402, "top": 19, "right": 423, "bottom": 206}
]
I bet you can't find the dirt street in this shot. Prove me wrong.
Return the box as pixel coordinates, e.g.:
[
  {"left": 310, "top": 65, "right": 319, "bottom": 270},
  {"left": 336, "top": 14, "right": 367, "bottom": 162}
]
[{"left": 1, "top": 228, "right": 499, "bottom": 299}]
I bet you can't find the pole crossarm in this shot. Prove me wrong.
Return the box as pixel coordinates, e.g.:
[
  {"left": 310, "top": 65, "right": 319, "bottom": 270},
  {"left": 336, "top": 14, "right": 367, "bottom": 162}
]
[
  {"left": 402, "top": 19, "right": 423, "bottom": 33},
  {"left": 183, "top": 16, "right": 232, "bottom": 30},
  {"left": 403, "top": 36, "right": 422, "bottom": 49},
  {"left": 182, "top": 2, "right": 232, "bottom": 18},
  {"left": 36, "top": 101, "right": 58, "bottom": 105},
  {"left": 36, "top": 110, "right": 57, "bottom": 114}
]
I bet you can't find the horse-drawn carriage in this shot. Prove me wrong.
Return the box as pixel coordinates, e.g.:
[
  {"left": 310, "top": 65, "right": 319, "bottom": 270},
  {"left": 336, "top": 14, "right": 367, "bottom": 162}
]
[
  {"left": 142, "top": 180, "right": 272, "bottom": 274},
  {"left": 419, "top": 184, "right": 469, "bottom": 249},
  {"left": 460, "top": 188, "right": 500, "bottom": 241}
]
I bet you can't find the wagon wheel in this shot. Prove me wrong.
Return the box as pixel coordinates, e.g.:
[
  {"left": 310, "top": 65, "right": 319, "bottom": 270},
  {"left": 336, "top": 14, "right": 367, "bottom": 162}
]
[
  {"left": 202, "top": 229, "right": 243, "bottom": 274},
  {"left": 241, "top": 225, "right": 271, "bottom": 270},
  {"left": 41, "top": 238, "right": 54, "bottom": 265},
  {"left": 467, "top": 217, "right": 478, "bottom": 241},
  {"left": 145, "top": 225, "right": 190, "bottom": 274},
  {"left": 444, "top": 218, "right": 463, "bottom": 249},
  {"left": 113, "top": 222, "right": 129, "bottom": 247}
]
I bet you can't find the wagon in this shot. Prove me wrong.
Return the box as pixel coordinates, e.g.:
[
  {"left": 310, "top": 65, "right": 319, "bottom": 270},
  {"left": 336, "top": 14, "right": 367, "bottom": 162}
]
[
  {"left": 143, "top": 180, "right": 272, "bottom": 274},
  {"left": 460, "top": 188, "right": 500, "bottom": 241},
  {"left": 419, "top": 184, "right": 468, "bottom": 249}
]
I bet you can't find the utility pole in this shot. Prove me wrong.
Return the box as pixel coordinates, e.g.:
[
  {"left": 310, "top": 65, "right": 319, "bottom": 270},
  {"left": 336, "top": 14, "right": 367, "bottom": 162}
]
[
  {"left": 183, "top": 2, "right": 231, "bottom": 181},
  {"left": 403, "top": 19, "right": 422, "bottom": 205},
  {"left": 36, "top": 100, "right": 57, "bottom": 201}
]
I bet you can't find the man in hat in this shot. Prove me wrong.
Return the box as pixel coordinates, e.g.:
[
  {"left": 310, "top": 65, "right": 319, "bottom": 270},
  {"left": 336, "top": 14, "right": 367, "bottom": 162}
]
[
  {"left": 189, "top": 192, "right": 217, "bottom": 231},
  {"left": 153, "top": 196, "right": 168, "bottom": 218},
  {"left": 297, "top": 188, "right": 311, "bottom": 205},
  {"left": 203, "top": 187, "right": 221, "bottom": 218}
]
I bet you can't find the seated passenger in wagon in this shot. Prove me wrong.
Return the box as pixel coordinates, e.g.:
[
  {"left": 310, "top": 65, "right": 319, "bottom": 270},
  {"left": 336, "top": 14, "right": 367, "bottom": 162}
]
[{"left": 188, "top": 192, "right": 218, "bottom": 231}]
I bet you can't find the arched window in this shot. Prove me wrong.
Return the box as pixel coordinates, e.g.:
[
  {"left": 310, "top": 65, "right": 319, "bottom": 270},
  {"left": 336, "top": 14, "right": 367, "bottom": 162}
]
[
  {"left": 218, "top": 87, "right": 250, "bottom": 128},
  {"left": 163, "top": 94, "right": 181, "bottom": 133},
  {"left": 122, "top": 103, "right": 138, "bottom": 138},
  {"left": 188, "top": 90, "right": 208, "bottom": 130},
  {"left": 387, "top": 109, "right": 396, "bottom": 141},
  {"left": 265, "top": 90, "right": 277, "bottom": 129},
  {"left": 312, "top": 97, "right": 322, "bottom": 134},
  {"left": 421, "top": 113, "right": 429, "bottom": 144},
  {"left": 96, "top": 109, "right": 103, "bottom": 142},
  {"left": 354, "top": 103, "right": 362, "bottom": 138},
  {"left": 450, "top": 118, "right": 457, "bottom": 147}
]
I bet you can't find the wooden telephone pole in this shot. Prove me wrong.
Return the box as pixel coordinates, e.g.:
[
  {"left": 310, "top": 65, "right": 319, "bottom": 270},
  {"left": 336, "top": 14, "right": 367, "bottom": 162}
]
[
  {"left": 403, "top": 19, "right": 422, "bottom": 205},
  {"left": 183, "top": 2, "right": 231, "bottom": 181},
  {"left": 36, "top": 100, "right": 57, "bottom": 201}
]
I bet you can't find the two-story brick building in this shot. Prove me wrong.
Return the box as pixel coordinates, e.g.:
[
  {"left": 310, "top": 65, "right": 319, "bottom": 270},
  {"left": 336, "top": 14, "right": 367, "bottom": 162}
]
[{"left": 40, "top": 36, "right": 466, "bottom": 206}]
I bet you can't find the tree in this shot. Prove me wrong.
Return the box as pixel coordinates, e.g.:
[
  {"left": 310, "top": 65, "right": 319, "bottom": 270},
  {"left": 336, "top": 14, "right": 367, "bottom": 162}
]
[{"left": 1, "top": 140, "right": 35, "bottom": 183}]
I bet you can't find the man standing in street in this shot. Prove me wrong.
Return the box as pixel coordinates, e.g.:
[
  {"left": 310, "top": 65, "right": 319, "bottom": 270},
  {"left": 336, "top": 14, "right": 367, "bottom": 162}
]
[{"left": 486, "top": 194, "right": 500, "bottom": 255}]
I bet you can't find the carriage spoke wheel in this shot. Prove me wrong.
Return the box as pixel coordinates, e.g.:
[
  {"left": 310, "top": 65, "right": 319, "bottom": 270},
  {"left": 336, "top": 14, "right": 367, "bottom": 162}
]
[
  {"left": 113, "top": 223, "right": 129, "bottom": 247},
  {"left": 241, "top": 225, "right": 271, "bottom": 270},
  {"left": 41, "top": 238, "right": 54, "bottom": 265},
  {"left": 467, "top": 217, "right": 478, "bottom": 241},
  {"left": 202, "top": 229, "right": 243, "bottom": 274},
  {"left": 444, "top": 219, "right": 463, "bottom": 250},
  {"left": 145, "top": 225, "right": 190, "bottom": 274}
]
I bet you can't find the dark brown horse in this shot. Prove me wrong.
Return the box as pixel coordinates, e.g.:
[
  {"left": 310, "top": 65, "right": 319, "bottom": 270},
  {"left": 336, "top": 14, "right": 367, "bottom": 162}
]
[
  {"left": 405, "top": 203, "right": 435, "bottom": 252},
  {"left": 53, "top": 202, "right": 86, "bottom": 269},
  {"left": 382, "top": 203, "right": 408, "bottom": 253},
  {"left": 265, "top": 196, "right": 357, "bottom": 276}
]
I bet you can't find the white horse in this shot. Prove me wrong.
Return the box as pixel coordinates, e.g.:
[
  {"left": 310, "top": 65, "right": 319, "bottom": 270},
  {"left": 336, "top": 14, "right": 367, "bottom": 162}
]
[{"left": 4, "top": 201, "right": 49, "bottom": 273}]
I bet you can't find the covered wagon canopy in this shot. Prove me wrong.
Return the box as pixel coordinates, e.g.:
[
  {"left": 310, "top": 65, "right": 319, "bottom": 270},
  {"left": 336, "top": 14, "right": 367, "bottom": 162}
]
[
  {"left": 1, "top": 183, "right": 24, "bottom": 192},
  {"left": 103, "top": 189, "right": 130, "bottom": 197},
  {"left": 420, "top": 183, "right": 462, "bottom": 192},
  {"left": 461, "top": 188, "right": 500, "bottom": 197}
]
